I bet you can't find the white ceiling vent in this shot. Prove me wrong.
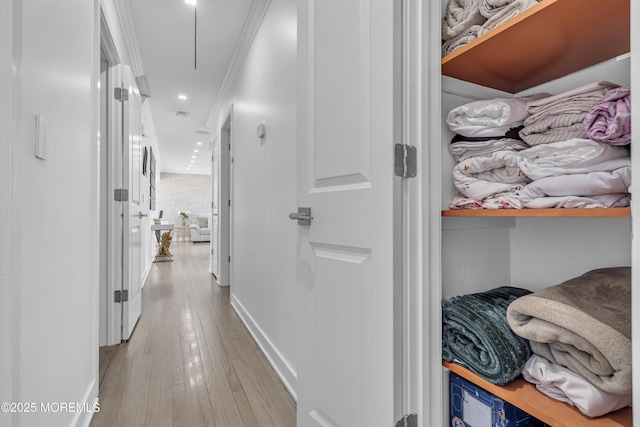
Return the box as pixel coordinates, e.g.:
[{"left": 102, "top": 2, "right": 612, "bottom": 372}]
[{"left": 175, "top": 111, "right": 189, "bottom": 118}]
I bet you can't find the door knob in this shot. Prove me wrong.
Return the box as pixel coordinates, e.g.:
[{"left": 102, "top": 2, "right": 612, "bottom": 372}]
[{"left": 289, "top": 207, "right": 313, "bottom": 225}]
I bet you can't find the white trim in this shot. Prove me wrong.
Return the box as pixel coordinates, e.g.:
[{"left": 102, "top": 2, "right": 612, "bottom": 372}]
[
  {"left": 112, "top": 0, "right": 145, "bottom": 76},
  {"left": 205, "top": 0, "right": 272, "bottom": 129},
  {"left": 230, "top": 294, "right": 297, "bottom": 400},
  {"left": 69, "top": 379, "right": 99, "bottom": 427},
  {"left": 0, "top": 0, "right": 17, "bottom": 423}
]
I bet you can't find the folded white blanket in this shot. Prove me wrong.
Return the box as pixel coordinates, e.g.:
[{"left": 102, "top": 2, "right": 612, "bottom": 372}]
[
  {"left": 442, "top": 0, "right": 487, "bottom": 41},
  {"left": 523, "top": 355, "right": 632, "bottom": 418},
  {"left": 453, "top": 150, "right": 530, "bottom": 200},
  {"left": 519, "top": 165, "right": 631, "bottom": 208},
  {"left": 446, "top": 93, "right": 549, "bottom": 137},
  {"left": 449, "top": 138, "right": 529, "bottom": 162},
  {"left": 517, "top": 138, "right": 630, "bottom": 181}
]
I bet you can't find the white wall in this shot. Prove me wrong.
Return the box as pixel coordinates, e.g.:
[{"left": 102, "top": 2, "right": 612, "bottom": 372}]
[
  {"left": 211, "top": 0, "right": 298, "bottom": 397},
  {"left": 12, "top": 0, "right": 99, "bottom": 426},
  {"left": 156, "top": 172, "right": 212, "bottom": 224}
]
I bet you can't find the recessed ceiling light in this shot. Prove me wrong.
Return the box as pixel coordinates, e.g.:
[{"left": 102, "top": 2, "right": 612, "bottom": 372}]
[
  {"left": 185, "top": 0, "right": 196, "bottom": 5},
  {"left": 194, "top": 149, "right": 199, "bottom": 153},
  {"left": 196, "top": 142, "right": 203, "bottom": 146},
  {"left": 192, "top": 155, "right": 196, "bottom": 159},
  {"left": 178, "top": 94, "right": 187, "bottom": 100}
]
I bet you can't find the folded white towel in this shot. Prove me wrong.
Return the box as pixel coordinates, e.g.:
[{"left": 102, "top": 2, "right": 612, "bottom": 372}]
[{"left": 442, "top": 0, "right": 487, "bottom": 41}]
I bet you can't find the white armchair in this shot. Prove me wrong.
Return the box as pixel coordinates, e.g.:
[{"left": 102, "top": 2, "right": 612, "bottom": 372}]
[{"left": 189, "top": 216, "right": 211, "bottom": 242}]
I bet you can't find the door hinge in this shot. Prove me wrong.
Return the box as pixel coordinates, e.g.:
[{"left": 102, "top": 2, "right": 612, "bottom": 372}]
[
  {"left": 228, "top": 256, "right": 231, "bottom": 263},
  {"left": 395, "top": 413, "right": 417, "bottom": 427},
  {"left": 228, "top": 200, "right": 231, "bottom": 207},
  {"left": 114, "top": 87, "right": 129, "bottom": 101},
  {"left": 394, "top": 143, "right": 417, "bottom": 178},
  {"left": 114, "top": 188, "right": 129, "bottom": 201},
  {"left": 114, "top": 290, "right": 129, "bottom": 303}
]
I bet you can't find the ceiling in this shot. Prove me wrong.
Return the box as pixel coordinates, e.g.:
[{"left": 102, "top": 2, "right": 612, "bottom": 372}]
[{"left": 130, "top": 0, "right": 255, "bottom": 175}]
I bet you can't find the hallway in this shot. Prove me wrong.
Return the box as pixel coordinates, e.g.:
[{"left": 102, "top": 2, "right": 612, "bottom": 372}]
[{"left": 90, "top": 242, "right": 296, "bottom": 427}]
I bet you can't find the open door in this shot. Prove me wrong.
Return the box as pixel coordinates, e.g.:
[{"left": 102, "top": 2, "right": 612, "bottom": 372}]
[
  {"left": 296, "top": 0, "right": 400, "bottom": 425},
  {"left": 119, "top": 65, "right": 144, "bottom": 340}
]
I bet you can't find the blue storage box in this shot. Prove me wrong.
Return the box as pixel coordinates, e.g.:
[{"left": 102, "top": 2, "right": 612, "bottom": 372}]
[{"left": 449, "top": 372, "right": 548, "bottom": 427}]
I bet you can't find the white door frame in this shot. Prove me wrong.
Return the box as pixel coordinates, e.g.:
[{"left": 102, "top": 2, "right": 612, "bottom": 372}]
[
  {"left": 0, "top": 0, "right": 16, "bottom": 420},
  {"left": 99, "top": 10, "right": 127, "bottom": 346},
  {"left": 210, "top": 136, "right": 220, "bottom": 276},
  {"left": 217, "top": 105, "right": 233, "bottom": 287}
]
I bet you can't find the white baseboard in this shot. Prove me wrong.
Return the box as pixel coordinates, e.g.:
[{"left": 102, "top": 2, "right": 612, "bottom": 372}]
[
  {"left": 230, "top": 294, "right": 297, "bottom": 400},
  {"left": 71, "top": 379, "right": 99, "bottom": 427}
]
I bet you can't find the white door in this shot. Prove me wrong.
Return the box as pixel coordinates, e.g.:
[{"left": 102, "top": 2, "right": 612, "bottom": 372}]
[
  {"left": 120, "top": 65, "right": 143, "bottom": 340},
  {"left": 296, "top": 0, "right": 398, "bottom": 425}
]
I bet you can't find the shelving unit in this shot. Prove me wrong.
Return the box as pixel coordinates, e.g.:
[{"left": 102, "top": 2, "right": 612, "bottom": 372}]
[
  {"left": 442, "top": 208, "right": 630, "bottom": 218},
  {"left": 444, "top": 362, "right": 632, "bottom": 427},
  {"left": 441, "top": 0, "right": 630, "bottom": 93},
  {"left": 436, "top": 0, "right": 633, "bottom": 426}
]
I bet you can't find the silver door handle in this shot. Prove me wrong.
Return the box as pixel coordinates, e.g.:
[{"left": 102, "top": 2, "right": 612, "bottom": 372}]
[
  {"left": 289, "top": 207, "right": 313, "bottom": 225},
  {"left": 138, "top": 212, "right": 149, "bottom": 219}
]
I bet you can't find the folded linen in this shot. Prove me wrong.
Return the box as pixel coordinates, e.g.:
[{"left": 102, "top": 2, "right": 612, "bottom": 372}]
[
  {"left": 519, "top": 165, "right": 631, "bottom": 209},
  {"left": 450, "top": 189, "right": 521, "bottom": 209},
  {"left": 442, "top": 0, "right": 487, "bottom": 41},
  {"left": 446, "top": 94, "right": 549, "bottom": 137},
  {"left": 507, "top": 267, "right": 632, "bottom": 395},
  {"left": 442, "top": 286, "right": 533, "bottom": 385},
  {"left": 519, "top": 81, "right": 620, "bottom": 145},
  {"left": 449, "top": 137, "right": 529, "bottom": 162},
  {"left": 478, "top": 0, "right": 539, "bottom": 35},
  {"left": 442, "top": 25, "right": 484, "bottom": 56},
  {"left": 523, "top": 355, "right": 632, "bottom": 417},
  {"left": 453, "top": 150, "right": 530, "bottom": 200},
  {"left": 585, "top": 86, "right": 631, "bottom": 146},
  {"left": 516, "top": 138, "right": 630, "bottom": 181}
]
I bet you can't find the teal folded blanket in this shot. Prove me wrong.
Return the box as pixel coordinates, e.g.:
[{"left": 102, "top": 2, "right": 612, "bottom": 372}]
[{"left": 442, "top": 286, "right": 532, "bottom": 385}]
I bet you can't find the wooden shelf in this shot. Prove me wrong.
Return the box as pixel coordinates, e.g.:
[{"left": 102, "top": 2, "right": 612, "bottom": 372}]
[
  {"left": 442, "top": 208, "right": 630, "bottom": 218},
  {"left": 443, "top": 361, "right": 632, "bottom": 426},
  {"left": 441, "top": 0, "right": 630, "bottom": 93}
]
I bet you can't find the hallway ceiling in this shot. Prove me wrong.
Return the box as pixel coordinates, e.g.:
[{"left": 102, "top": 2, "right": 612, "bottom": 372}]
[{"left": 130, "top": 0, "right": 254, "bottom": 175}]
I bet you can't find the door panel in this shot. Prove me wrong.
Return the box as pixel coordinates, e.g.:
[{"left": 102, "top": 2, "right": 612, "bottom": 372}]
[
  {"left": 121, "top": 65, "right": 142, "bottom": 340},
  {"left": 297, "top": 0, "right": 396, "bottom": 425}
]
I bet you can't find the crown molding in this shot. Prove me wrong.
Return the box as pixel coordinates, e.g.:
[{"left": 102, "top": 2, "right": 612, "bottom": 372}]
[
  {"left": 205, "top": 0, "right": 272, "bottom": 129},
  {"left": 113, "top": 0, "right": 145, "bottom": 77}
]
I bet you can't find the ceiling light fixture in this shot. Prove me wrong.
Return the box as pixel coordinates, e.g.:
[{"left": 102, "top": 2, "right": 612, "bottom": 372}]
[
  {"left": 178, "top": 94, "right": 187, "bottom": 100},
  {"left": 194, "top": 149, "right": 199, "bottom": 153},
  {"left": 196, "top": 141, "right": 203, "bottom": 145},
  {"left": 185, "top": 0, "right": 196, "bottom": 5},
  {"left": 192, "top": 155, "right": 196, "bottom": 159}
]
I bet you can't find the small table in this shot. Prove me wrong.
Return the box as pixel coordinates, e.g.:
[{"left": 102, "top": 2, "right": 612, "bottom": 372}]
[
  {"left": 175, "top": 223, "right": 190, "bottom": 241},
  {"left": 151, "top": 223, "right": 175, "bottom": 262}
]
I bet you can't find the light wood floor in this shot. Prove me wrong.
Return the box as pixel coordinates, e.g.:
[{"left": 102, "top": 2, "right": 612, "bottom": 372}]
[{"left": 91, "top": 242, "right": 296, "bottom": 427}]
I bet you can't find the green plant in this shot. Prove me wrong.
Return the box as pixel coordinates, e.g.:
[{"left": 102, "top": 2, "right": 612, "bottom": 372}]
[{"left": 179, "top": 211, "right": 189, "bottom": 224}]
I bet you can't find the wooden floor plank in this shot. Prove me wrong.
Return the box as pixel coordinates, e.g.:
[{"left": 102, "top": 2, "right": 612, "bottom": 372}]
[{"left": 90, "top": 242, "right": 295, "bottom": 427}]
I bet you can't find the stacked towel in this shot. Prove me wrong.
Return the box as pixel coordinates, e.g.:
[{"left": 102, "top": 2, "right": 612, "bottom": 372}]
[
  {"left": 442, "top": 286, "right": 533, "bottom": 385},
  {"left": 519, "top": 81, "right": 620, "bottom": 146},
  {"left": 442, "top": 0, "right": 539, "bottom": 56},
  {"left": 585, "top": 86, "right": 631, "bottom": 146},
  {"left": 507, "top": 267, "right": 632, "bottom": 416}
]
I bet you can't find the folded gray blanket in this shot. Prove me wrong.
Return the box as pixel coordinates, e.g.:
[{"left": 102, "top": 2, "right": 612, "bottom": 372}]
[
  {"left": 442, "top": 0, "right": 487, "bottom": 41},
  {"left": 507, "top": 267, "right": 631, "bottom": 395},
  {"left": 442, "top": 286, "right": 532, "bottom": 385}
]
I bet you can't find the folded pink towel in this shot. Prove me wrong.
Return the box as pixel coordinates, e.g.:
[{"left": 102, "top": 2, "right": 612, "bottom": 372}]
[{"left": 585, "top": 86, "right": 631, "bottom": 146}]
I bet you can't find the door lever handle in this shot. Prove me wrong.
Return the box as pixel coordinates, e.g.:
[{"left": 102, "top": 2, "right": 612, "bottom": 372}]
[
  {"left": 138, "top": 212, "right": 149, "bottom": 219},
  {"left": 289, "top": 207, "right": 313, "bottom": 225}
]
